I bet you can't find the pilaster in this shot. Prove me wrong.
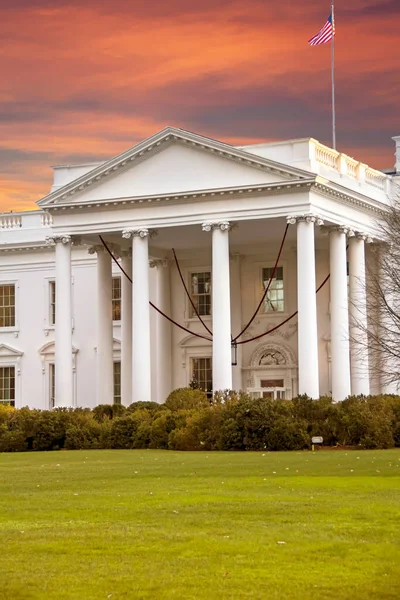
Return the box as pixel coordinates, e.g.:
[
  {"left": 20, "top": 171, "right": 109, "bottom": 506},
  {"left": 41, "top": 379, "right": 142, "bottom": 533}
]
[{"left": 46, "top": 234, "right": 74, "bottom": 407}]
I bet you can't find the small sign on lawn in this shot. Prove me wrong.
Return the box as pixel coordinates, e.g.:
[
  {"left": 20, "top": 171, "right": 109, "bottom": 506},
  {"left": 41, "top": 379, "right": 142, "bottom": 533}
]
[{"left": 312, "top": 436, "right": 323, "bottom": 444}]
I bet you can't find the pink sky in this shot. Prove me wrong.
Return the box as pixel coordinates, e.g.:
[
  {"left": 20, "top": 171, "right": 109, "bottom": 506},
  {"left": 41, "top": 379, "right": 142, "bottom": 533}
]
[{"left": 0, "top": 0, "right": 399, "bottom": 211}]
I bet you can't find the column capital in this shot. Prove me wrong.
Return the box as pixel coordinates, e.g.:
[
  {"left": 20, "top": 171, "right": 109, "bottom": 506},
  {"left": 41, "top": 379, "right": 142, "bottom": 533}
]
[
  {"left": 286, "top": 214, "right": 324, "bottom": 226},
  {"left": 88, "top": 244, "right": 104, "bottom": 255},
  {"left": 122, "top": 228, "right": 157, "bottom": 239},
  {"left": 332, "top": 225, "right": 355, "bottom": 236},
  {"left": 202, "top": 221, "right": 231, "bottom": 232},
  {"left": 353, "top": 232, "right": 373, "bottom": 243},
  {"left": 88, "top": 243, "right": 120, "bottom": 257},
  {"left": 321, "top": 224, "right": 355, "bottom": 237},
  {"left": 46, "top": 234, "right": 72, "bottom": 246},
  {"left": 149, "top": 259, "right": 170, "bottom": 269}
]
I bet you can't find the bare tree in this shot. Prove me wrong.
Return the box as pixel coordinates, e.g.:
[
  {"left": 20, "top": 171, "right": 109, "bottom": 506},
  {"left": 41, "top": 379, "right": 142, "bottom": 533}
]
[{"left": 354, "top": 185, "right": 400, "bottom": 390}]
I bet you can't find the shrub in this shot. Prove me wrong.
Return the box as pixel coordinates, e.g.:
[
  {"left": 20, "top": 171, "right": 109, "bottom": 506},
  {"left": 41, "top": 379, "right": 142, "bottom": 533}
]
[
  {"left": 218, "top": 417, "right": 243, "bottom": 450},
  {"left": 265, "top": 417, "right": 310, "bottom": 451},
  {"left": 127, "top": 401, "right": 162, "bottom": 413},
  {"left": 149, "top": 413, "right": 171, "bottom": 449},
  {"left": 133, "top": 422, "right": 152, "bottom": 449},
  {"left": 0, "top": 404, "right": 15, "bottom": 426},
  {"left": 93, "top": 403, "right": 126, "bottom": 422},
  {"left": 109, "top": 410, "right": 152, "bottom": 449},
  {"left": 64, "top": 418, "right": 105, "bottom": 449},
  {"left": 341, "top": 397, "right": 395, "bottom": 449},
  {"left": 0, "top": 425, "right": 28, "bottom": 452},
  {"left": 164, "top": 388, "right": 209, "bottom": 411},
  {"left": 168, "top": 427, "right": 200, "bottom": 451},
  {"left": 32, "top": 411, "right": 72, "bottom": 451},
  {"left": 109, "top": 415, "right": 139, "bottom": 449},
  {"left": 1, "top": 393, "right": 399, "bottom": 452}
]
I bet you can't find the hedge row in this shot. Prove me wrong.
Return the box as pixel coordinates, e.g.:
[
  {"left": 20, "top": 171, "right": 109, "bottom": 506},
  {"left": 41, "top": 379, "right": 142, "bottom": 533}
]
[{"left": 1, "top": 389, "right": 400, "bottom": 452}]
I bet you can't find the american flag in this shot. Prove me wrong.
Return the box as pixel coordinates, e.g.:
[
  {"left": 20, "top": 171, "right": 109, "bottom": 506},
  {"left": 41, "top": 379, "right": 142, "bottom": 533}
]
[{"left": 308, "top": 13, "right": 335, "bottom": 46}]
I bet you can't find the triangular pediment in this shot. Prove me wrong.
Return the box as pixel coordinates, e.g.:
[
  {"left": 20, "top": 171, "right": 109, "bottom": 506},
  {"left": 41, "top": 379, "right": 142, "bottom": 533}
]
[
  {"left": 38, "top": 127, "right": 313, "bottom": 208},
  {"left": 0, "top": 343, "right": 24, "bottom": 357}
]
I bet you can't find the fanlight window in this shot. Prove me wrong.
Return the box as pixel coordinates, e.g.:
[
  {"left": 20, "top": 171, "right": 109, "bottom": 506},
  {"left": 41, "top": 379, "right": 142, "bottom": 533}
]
[{"left": 259, "top": 350, "right": 286, "bottom": 366}]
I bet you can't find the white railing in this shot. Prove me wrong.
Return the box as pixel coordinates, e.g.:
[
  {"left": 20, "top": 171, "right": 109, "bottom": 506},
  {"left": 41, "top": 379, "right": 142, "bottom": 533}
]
[
  {"left": 0, "top": 215, "right": 22, "bottom": 229},
  {"left": 314, "top": 144, "right": 338, "bottom": 169},
  {"left": 345, "top": 156, "right": 358, "bottom": 179},
  {"left": 312, "top": 140, "right": 389, "bottom": 193},
  {"left": 41, "top": 213, "right": 53, "bottom": 227},
  {"left": 365, "top": 168, "right": 387, "bottom": 191}
]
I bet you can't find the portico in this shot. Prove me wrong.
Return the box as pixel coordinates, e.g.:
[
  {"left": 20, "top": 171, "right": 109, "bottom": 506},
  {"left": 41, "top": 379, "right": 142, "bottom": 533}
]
[
  {"left": 46, "top": 216, "right": 372, "bottom": 406},
  {"left": 1, "top": 126, "right": 394, "bottom": 409}
]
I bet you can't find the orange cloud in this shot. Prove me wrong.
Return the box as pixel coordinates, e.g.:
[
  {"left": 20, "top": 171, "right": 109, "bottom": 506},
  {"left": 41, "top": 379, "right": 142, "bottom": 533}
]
[{"left": 0, "top": 1, "right": 398, "bottom": 211}]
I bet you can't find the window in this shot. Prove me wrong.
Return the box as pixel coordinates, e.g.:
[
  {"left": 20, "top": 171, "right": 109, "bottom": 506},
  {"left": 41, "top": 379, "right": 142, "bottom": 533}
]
[
  {"left": 49, "top": 364, "right": 55, "bottom": 409},
  {"left": 113, "top": 361, "right": 121, "bottom": 404},
  {"left": 0, "top": 285, "right": 15, "bottom": 327},
  {"left": 190, "top": 272, "right": 211, "bottom": 317},
  {"left": 191, "top": 357, "right": 212, "bottom": 393},
  {"left": 249, "top": 380, "right": 286, "bottom": 400},
  {"left": 0, "top": 367, "right": 15, "bottom": 406},
  {"left": 49, "top": 281, "right": 56, "bottom": 325},
  {"left": 112, "top": 277, "right": 121, "bottom": 321},
  {"left": 262, "top": 267, "right": 284, "bottom": 312}
]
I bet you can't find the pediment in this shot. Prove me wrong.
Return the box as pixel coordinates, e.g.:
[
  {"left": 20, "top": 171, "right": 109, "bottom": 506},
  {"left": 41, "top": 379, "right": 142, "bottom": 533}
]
[
  {"left": 38, "top": 127, "right": 313, "bottom": 208},
  {"left": 39, "top": 341, "right": 78, "bottom": 356},
  {"left": 180, "top": 334, "right": 212, "bottom": 348},
  {"left": 0, "top": 343, "right": 23, "bottom": 357}
]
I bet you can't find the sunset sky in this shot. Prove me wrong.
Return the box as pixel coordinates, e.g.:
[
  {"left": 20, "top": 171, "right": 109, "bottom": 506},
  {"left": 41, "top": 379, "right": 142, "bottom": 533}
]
[{"left": 1, "top": 0, "right": 399, "bottom": 212}]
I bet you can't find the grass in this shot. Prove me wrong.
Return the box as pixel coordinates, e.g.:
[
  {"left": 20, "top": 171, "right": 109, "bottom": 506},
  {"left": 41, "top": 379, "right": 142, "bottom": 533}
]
[{"left": 0, "top": 449, "right": 400, "bottom": 600}]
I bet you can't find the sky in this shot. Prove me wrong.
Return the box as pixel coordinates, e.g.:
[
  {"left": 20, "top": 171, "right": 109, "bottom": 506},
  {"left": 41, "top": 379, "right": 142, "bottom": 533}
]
[{"left": 0, "top": 0, "right": 399, "bottom": 212}]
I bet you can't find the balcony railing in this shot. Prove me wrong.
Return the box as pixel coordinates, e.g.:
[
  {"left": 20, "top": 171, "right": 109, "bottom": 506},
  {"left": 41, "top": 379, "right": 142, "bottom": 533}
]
[
  {"left": 0, "top": 215, "right": 22, "bottom": 229},
  {"left": 312, "top": 140, "right": 389, "bottom": 192}
]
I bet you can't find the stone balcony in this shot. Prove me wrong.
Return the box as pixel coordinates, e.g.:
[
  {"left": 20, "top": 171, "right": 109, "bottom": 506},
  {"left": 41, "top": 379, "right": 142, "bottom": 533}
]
[
  {"left": 0, "top": 210, "right": 53, "bottom": 248},
  {"left": 240, "top": 138, "right": 392, "bottom": 202}
]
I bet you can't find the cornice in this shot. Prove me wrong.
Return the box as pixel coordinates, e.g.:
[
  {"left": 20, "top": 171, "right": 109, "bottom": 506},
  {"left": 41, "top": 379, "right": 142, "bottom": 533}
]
[
  {"left": 312, "top": 178, "right": 387, "bottom": 215},
  {"left": 37, "top": 127, "right": 314, "bottom": 209},
  {"left": 0, "top": 243, "right": 50, "bottom": 254},
  {"left": 45, "top": 179, "right": 315, "bottom": 213}
]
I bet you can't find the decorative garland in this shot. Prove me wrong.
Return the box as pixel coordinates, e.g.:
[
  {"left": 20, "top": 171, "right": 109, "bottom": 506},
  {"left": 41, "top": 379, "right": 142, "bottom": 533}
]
[
  {"left": 99, "top": 236, "right": 212, "bottom": 342},
  {"left": 99, "top": 229, "right": 331, "bottom": 347},
  {"left": 233, "top": 223, "right": 289, "bottom": 342},
  {"left": 172, "top": 248, "right": 213, "bottom": 336}
]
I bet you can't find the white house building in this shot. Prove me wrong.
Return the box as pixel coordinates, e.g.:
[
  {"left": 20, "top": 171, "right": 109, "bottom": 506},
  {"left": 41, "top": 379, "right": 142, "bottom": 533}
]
[{"left": 1, "top": 127, "right": 399, "bottom": 409}]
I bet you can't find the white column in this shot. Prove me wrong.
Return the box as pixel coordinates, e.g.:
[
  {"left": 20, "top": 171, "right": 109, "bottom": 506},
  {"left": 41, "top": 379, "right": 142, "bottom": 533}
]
[
  {"left": 203, "top": 221, "right": 232, "bottom": 392},
  {"left": 288, "top": 215, "right": 322, "bottom": 399},
  {"left": 123, "top": 228, "right": 152, "bottom": 402},
  {"left": 348, "top": 234, "right": 370, "bottom": 396},
  {"left": 230, "top": 253, "right": 243, "bottom": 391},
  {"left": 330, "top": 226, "right": 351, "bottom": 401},
  {"left": 91, "top": 246, "right": 114, "bottom": 405},
  {"left": 48, "top": 235, "right": 74, "bottom": 408},
  {"left": 121, "top": 251, "right": 132, "bottom": 406},
  {"left": 151, "top": 260, "right": 172, "bottom": 403}
]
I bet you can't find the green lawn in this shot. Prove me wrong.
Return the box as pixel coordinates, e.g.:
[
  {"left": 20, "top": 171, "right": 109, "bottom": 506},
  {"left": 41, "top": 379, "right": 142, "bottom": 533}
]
[{"left": 1, "top": 450, "right": 400, "bottom": 600}]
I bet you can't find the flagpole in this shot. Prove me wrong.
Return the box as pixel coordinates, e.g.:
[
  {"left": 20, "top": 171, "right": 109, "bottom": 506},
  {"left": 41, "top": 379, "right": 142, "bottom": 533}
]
[{"left": 331, "top": 0, "right": 336, "bottom": 149}]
